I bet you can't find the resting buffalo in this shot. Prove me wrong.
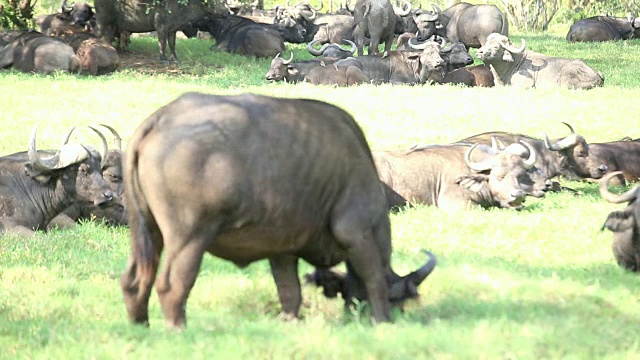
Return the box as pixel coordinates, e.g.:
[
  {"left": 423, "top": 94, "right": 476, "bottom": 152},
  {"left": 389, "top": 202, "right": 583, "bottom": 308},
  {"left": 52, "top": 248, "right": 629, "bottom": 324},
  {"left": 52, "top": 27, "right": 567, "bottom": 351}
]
[
  {"left": 352, "top": 0, "right": 410, "bottom": 56},
  {"left": 0, "top": 31, "right": 81, "bottom": 74},
  {"left": 567, "top": 16, "right": 640, "bottom": 42},
  {"left": 0, "top": 127, "right": 114, "bottom": 236},
  {"left": 475, "top": 33, "right": 604, "bottom": 90},
  {"left": 374, "top": 141, "right": 539, "bottom": 211},
  {"left": 36, "top": 0, "right": 94, "bottom": 36},
  {"left": 94, "top": 0, "right": 227, "bottom": 62},
  {"left": 334, "top": 39, "right": 445, "bottom": 84},
  {"left": 458, "top": 123, "right": 609, "bottom": 182},
  {"left": 265, "top": 53, "right": 366, "bottom": 85},
  {"left": 194, "top": 15, "right": 285, "bottom": 58},
  {"left": 414, "top": 3, "right": 508, "bottom": 48},
  {"left": 121, "top": 92, "right": 436, "bottom": 328},
  {"left": 76, "top": 38, "right": 120, "bottom": 75},
  {"left": 588, "top": 138, "right": 640, "bottom": 186},
  {"left": 48, "top": 125, "right": 127, "bottom": 229},
  {"left": 600, "top": 171, "right": 640, "bottom": 272}
]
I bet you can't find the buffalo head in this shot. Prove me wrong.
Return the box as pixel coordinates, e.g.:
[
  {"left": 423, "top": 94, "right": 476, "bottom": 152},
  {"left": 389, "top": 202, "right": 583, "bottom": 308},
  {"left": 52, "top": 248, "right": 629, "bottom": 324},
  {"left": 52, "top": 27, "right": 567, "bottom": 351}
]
[
  {"left": 265, "top": 52, "right": 295, "bottom": 81},
  {"left": 26, "top": 126, "right": 115, "bottom": 208},
  {"left": 543, "top": 122, "right": 608, "bottom": 179},
  {"left": 475, "top": 33, "right": 526, "bottom": 63},
  {"left": 459, "top": 141, "right": 537, "bottom": 209},
  {"left": 441, "top": 41, "right": 473, "bottom": 69},
  {"left": 600, "top": 171, "right": 640, "bottom": 272},
  {"left": 413, "top": 4, "right": 441, "bottom": 41},
  {"left": 491, "top": 138, "right": 552, "bottom": 198},
  {"left": 407, "top": 37, "right": 446, "bottom": 83}
]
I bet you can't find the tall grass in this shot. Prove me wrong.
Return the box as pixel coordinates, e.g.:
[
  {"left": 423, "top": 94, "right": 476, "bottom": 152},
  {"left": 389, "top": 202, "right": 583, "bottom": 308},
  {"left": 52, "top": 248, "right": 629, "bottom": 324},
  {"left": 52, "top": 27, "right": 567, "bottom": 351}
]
[{"left": 1, "top": 33, "right": 640, "bottom": 359}]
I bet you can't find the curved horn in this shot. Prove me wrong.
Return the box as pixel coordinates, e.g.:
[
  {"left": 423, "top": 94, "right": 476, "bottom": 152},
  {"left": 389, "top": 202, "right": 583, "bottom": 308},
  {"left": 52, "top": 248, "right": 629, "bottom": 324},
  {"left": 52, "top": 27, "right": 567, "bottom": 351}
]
[
  {"left": 306, "top": 39, "right": 327, "bottom": 56},
  {"left": 504, "top": 38, "right": 526, "bottom": 54},
  {"left": 300, "top": 6, "right": 317, "bottom": 20},
  {"left": 439, "top": 37, "right": 449, "bottom": 51},
  {"left": 519, "top": 140, "right": 537, "bottom": 169},
  {"left": 346, "top": 0, "right": 354, "bottom": 12},
  {"left": 389, "top": 250, "right": 437, "bottom": 301},
  {"left": 408, "top": 36, "right": 429, "bottom": 50},
  {"left": 99, "top": 123, "right": 122, "bottom": 151},
  {"left": 393, "top": 0, "right": 411, "bottom": 16},
  {"left": 544, "top": 122, "right": 579, "bottom": 151},
  {"left": 29, "top": 126, "right": 60, "bottom": 173},
  {"left": 342, "top": 39, "right": 357, "bottom": 54},
  {"left": 60, "top": 126, "right": 76, "bottom": 147},
  {"left": 88, "top": 126, "right": 109, "bottom": 169},
  {"left": 282, "top": 51, "right": 294, "bottom": 64},
  {"left": 599, "top": 171, "right": 639, "bottom": 203},
  {"left": 464, "top": 143, "right": 494, "bottom": 172},
  {"left": 431, "top": 3, "right": 441, "bottom": 14},
  {"left": 306, "top": 0, "right": 323, "bottom": 12}
]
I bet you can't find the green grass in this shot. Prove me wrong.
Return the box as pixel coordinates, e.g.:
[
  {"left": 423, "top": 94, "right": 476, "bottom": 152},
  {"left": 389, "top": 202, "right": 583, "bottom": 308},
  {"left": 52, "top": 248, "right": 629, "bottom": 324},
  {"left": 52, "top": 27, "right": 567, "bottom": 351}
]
[{"left": 2, "top": 32, "right": 640, "bottom": 359}]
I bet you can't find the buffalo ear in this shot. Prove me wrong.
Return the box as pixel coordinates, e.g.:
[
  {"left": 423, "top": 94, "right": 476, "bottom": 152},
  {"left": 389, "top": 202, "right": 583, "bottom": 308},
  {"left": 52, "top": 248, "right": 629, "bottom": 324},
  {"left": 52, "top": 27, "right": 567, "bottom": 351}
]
[
  {"left": 24, "top": 163, "right": 52, "bottom": 184},
  {"left": 287, "top": 65, "right": 299, "bottom": 76},
  {"left": 502, "top": 50, "right": 514, "bottom": 62},
  {"left": 602, "top": 210, "right": 636, "bottom": 232},
  {"left": 435, "top": 21, "right": 444, "bottom": 29},
  {"left": 456, "top": 174, "right": 489, "bottom": 193}
]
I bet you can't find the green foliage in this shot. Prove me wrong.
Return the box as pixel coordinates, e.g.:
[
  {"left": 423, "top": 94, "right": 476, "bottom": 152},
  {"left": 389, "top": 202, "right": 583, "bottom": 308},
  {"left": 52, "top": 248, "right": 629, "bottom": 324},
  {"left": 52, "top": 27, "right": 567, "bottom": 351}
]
[
  {"left": 1, "top": 33, "right": 640, "bottom": 358},
  {"left": 0, "top": 0, "right": 36, "bottom": 30}
]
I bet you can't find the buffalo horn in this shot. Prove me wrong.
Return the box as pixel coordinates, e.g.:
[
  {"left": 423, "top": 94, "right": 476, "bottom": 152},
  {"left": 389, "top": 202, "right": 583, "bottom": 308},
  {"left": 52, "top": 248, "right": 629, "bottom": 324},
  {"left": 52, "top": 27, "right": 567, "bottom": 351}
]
[
  {"left": 343, "top": 39, "right": 357, "bottom": 54},
  {"left": 519, "top": 140, "right": 536, "bottom": 169},
  {"left": 408, "top": 36, "right": 429, "bottom": 50},
  {"left": 281, "top": 51, "right": 294, "bottom": 64},
  {"left": 88, "top": 126, "right": 109, "bottom": 169},
  {"left": 300, "top": 6, "right": 317, "bottom": 21},
  {"left": 60, "top": 126, "right": 76, "bottom": 147},
  {"left": 464, "top": 143, "right": 494, "bottom": 172},
  {"left": 99, "top": 123, "right": 122, "bottom": 151},
  {"left": 439, "top": 37, "right": 449, "bottom": 51},
  {"left": 29, "top": 126, "right": 90, "bottom": 173},
  {"left": 599, "top": 171, "right": 639, "bottom": 203},
  {"left": 306, "top": 39, "right": 328, "bottom": 56},
  {"left": 544, "top": 122, "right": 579, "bottom": 151},
  {"left": 29, "top": 126, "right": 60, "bottom": 172},
  {"left": 431, "top": 3, "right": 441, "bottom": 14},
  {"left": 389, "top": 250, "right": 437, "bottom": 301},
  {"left": 504, "top": 38, "right": 526, "bottom": 54},
  {"left": 346, "top": 0, "right": 354, "bottom": 12},
  {"left": 393, "top": 0, "right": 411, "bottom": 17}
]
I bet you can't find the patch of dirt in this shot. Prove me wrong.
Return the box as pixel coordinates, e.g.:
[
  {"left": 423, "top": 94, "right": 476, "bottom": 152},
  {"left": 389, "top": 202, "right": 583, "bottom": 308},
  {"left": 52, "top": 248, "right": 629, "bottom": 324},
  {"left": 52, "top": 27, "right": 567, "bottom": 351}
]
[{"left": 117, "top": 52, "right": 189, "bottom": 76}]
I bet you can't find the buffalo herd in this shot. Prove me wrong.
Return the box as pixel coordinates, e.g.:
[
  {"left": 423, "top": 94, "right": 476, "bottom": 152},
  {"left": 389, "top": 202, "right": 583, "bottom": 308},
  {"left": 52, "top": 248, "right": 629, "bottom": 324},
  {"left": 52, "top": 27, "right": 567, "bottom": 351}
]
[{"left": 1, "top": 0, "right": 639, "bottom": 328}]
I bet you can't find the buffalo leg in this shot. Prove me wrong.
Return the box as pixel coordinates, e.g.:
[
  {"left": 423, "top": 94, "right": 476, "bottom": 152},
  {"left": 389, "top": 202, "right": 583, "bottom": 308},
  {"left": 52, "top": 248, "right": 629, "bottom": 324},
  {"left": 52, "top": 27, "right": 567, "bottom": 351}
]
[
  {"left": 155, "top": 237, "right": 207, "bottom": 329},
  {"left": 167, "top": 31, "right": 178, "bottom": 62},
  {"left": 156, "top": 29, "right": 169, "bottom": 62},
  {"left": 269, "top": 255, "right": 302, "bottom": 319},
  {"left": 331, "top": 209, "right": 392, "bottom": 323},
  {"left": 120, "top": 245, "right": 162, "bottom": 326}
]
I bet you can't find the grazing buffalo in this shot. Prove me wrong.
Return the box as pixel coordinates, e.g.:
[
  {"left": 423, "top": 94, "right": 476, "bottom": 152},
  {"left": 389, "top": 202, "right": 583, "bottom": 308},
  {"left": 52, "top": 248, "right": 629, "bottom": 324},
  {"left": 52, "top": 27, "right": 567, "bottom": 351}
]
[
  {"left": 352, "top": 0, "right": 410, "bottom": 56},
  {"left": 306, "top": 39, "right": 357, "bottom": 59},
  {"left": 600, "top": 171, "right": 640, "bottom": 272},
  {"left": 567, "top": 16, "right": 640, "bottom": 42},
  {"left": 588, "top": 138, "right": 640, "bottom": 186},
  {"left": 458, "top": 123, "right": 609, "bottom": 182},
  {"left": 414, "top": 3, "right": 508, "bottom": 48},
  {"left": 0, "top": 127, "right": 114, "bottom": 236},
  {"left": 334, "top": 39, "right": 446, "bottom": 84},
  {"left": 475, "top": 33, "right": 604, "bottom": 90},
  {"left": 121, "top": 92, "right": 436, "bottom": 328},
  {"left": 194, "top": 15, "right": 285, "bottom": 58},
  {"left": 374, "top": 141, "right": 538, "bottom": 211},
  {"left": 94, "top": 0, "right": 227, "bottom": 62},
  {"left": 0, "top": 31, "right": 81, "bottom": 74}
]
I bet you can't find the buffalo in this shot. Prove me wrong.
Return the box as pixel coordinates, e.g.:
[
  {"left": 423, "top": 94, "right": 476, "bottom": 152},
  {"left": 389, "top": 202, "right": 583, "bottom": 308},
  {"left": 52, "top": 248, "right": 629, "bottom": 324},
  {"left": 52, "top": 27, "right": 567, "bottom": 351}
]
[
  {"left": 194, "top": 15, "right": 285, "bottom": 58},
  {"left": 600, "top": 171, "right": 640, "bottom": 272},
  {"left": 0, "top": 31, "right": 81, "bottom": 74},
  {"left": 567, "top": 16, "right": 640, "bottom": 42},
  {"left": 121, "top": 92, "right": 436, "bottom": 328},
  {"left": 352, "top": 0, "right": 410, "bottom": 56},
  {"left": 0, "top": 127, "right": 114, "bottom": 236},
  {"left": 75, "top": 38, "right": 120, "bottom": 75},
  {"left": 374, "top": 141, "right": 539, "bottom": 211},
  {"left": 265, "top": 52, "right": 366, "bottom": 85},
  {"left": 475, "top": 33, "right": 604, "bottom": 90},
  {"left": 587, "top": 138, "right": 640, "bottom": 186},
  {"left": 334, "top": 39, "right": 446, "bottom": 84},
  {"left": 414, "top": 3, "right": 508, "bottom": 48}
]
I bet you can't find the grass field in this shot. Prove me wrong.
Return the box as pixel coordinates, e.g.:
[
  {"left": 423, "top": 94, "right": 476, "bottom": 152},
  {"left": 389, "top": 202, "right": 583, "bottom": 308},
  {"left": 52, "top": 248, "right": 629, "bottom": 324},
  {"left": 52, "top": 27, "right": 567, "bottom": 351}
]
[{"left": 1, "top": 30, "right": 640, "bottom": 359}]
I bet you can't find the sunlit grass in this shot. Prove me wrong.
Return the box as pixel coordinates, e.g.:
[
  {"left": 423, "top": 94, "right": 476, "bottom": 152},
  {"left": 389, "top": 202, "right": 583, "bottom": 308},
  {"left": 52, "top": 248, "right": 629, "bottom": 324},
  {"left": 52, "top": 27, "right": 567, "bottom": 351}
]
[{"left": 1, "top": 29, "right": 640, "bottom": 359}]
